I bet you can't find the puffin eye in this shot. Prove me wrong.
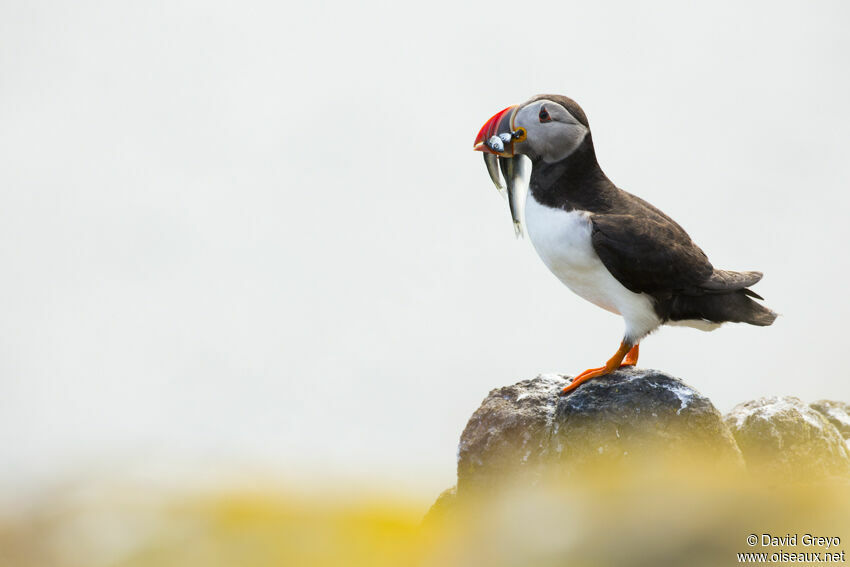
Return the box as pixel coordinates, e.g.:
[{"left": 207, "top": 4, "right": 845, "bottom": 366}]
[{"left": 539, "top": 106, "right": 551, "bottom": 123}]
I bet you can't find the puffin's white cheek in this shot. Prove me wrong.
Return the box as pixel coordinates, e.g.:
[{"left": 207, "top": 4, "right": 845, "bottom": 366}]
[
  {"left": 540, "top": 125, "right": 588, "bottom": 163},
  {"left": 535, "top": 136, "right": 566, "bottom": 163}
]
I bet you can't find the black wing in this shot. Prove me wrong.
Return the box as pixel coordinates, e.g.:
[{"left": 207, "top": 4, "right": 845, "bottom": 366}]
[{"left": 590, "top": 212, "right": 714, "bottom": 295}]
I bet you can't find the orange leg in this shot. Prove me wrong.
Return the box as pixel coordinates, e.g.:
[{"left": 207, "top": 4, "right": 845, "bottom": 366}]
[
  {"left": 560, "top": 341, "right": 634, "bottom": 395},
  {"left": 621, "top": 344, "right": 639, "bottom": 367}
]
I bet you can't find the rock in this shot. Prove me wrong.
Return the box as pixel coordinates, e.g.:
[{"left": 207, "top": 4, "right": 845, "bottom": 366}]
[
  {"left": 456, "top": 368, "right": 742, "bottom": 493},
  {"left": 423, "top": 486, "right": 456, "bottom": 524},
  {"left": 725, "top": 396, "right": 850, "bottom": 480},
  {"left": 810, "top": 400, "right": 850, "bottom": 440}
]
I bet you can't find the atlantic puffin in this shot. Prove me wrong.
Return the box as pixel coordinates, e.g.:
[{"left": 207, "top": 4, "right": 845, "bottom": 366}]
[{"left": 474, "top": 95, "right": 776, "bottom": 395}]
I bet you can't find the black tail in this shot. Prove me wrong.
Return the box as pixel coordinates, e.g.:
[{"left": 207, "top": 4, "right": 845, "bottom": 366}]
[
  {"left": 668, "top": 289, "right": 777, "bottom": 327},
  {"left": 701, "top": 269, "right": 763, "bottom": 292}
]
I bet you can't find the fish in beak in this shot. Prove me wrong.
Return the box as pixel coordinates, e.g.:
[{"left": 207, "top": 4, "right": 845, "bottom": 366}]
[{"left": 474, "top": 105, "right": 528, "bottom": 237}]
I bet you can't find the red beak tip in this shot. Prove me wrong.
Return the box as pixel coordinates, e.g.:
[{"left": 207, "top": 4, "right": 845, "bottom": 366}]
[{"left": 474, "top": 104, "right": 517, "bottom": 155}]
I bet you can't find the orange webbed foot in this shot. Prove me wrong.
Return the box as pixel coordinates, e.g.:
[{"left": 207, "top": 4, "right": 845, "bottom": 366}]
[
  {"left": 559, "top": 341, "right": 637, "bottom": 396},
  {"left": 560, "top": 366, "right": 612, "bottom": 394}
]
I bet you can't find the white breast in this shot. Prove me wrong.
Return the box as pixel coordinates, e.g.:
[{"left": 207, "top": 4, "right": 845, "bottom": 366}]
[{"left": 524, "top": 193, "right": 660, "bottom": 342}]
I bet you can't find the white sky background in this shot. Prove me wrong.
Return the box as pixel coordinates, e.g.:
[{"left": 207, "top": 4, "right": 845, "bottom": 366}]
[{"left": 1, "top": 1, "right": 848, "bottom": 501}]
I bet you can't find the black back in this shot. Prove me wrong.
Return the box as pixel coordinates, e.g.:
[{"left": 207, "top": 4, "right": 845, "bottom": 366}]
[{"left": 527, "top": 97, "right": 775, "bottom": 326}]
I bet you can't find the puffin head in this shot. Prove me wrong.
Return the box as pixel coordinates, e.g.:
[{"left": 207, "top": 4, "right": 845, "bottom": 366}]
[
  {"left": 473, "top": 95, "right": 590, "bottom": 163},
  {"left": 473, "top": 95, "right": 591, "bottom": 236}
]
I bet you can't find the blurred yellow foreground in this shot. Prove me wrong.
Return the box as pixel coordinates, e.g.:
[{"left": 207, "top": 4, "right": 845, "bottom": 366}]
[{"left": 2, "top": 458, "right": 849, "bottom": 567}]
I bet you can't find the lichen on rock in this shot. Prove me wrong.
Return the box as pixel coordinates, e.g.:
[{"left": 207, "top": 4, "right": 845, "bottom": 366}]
[
  {"left": 456, "top": 368, "right": 742, "bottom": 493},
  {"left": 725, "top": 396, "right": 850, "bottom": 480},
  {"left": 810, "top": 399, "right": 850, "bottom": 441}
]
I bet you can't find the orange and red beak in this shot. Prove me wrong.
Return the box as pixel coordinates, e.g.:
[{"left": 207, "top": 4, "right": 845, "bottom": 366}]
[{"left": 473, "top": 105, "right": 520, "bottom": 157}]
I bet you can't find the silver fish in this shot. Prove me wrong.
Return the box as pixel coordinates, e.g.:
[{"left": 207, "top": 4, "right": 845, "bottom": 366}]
[
  {"left": 498, "top": 155, "right": 529, "bottom": 238},
  {"left": 483, "top": 153, "right": 506, "bottom": 198},
  {"left": 486, "top": 135, "right": 505, "bottom": 153}
]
